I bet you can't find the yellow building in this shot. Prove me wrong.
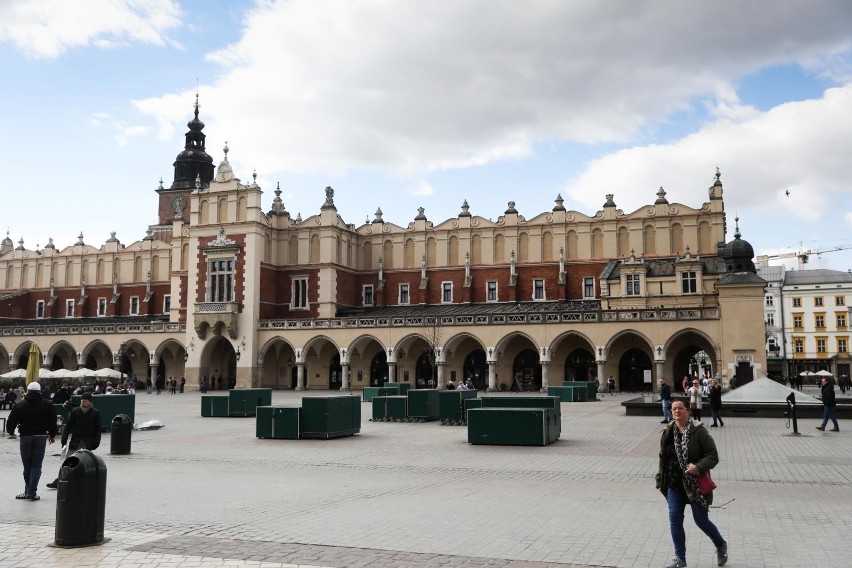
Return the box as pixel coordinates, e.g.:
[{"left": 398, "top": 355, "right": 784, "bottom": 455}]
[{"left": 0, "top": 106, "right": 767, "bottom": 393}]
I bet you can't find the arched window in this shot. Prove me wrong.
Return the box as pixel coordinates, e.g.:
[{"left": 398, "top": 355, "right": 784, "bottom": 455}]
[
  {"left": 362, "top": 242, "right": 372, "bottom": 270},
  {"left": 448, "top": 235, "right": 459, "bottom": 266},
  {"left": 471, "top": 234, "right": 482, "bottom": 264},
  {"left": 310, "top": 234, "right": 320, "bottom": 263},
  {"left": 542, "top": 231, "right": 553, "bottom": 261},
  {"left": 671, "top": 223, "right": 684, "bottom": 255},
  {"left": 289, "top": 235, "right": 299, "bottom": 264},
  {"left": 427, "top": 237, "right": 437, "bottom": 266},
  {"left": 617, "top": 227, "right": 630, "bottom": 257},
  {"left": 566, "top": 231, "right": 577, "bottom": 258},
  {"left": 518, "top": 232, "right": 529, "bottom": 262},
  {"left": 644, "top": 225, "right": 656, "bottom": 255},
  {"left": 404, "top": 239, "right": 415, "bottom": 268},
  {"left": 591, "top": 229, "right": 603, "bottom": 258}
]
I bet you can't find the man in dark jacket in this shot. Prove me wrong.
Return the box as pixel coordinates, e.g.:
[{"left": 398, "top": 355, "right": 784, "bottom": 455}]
[
  {"left": 47, "top": 392, "right": 102, "bottom": 489},
  {"left": 6, "top": 382, "right": 58, "bottom": 500},
  {"left": 659, "top": 378, "right": 672, "bottom": 423},
  {"left": 816, "top": 377, "right": 839, "bottom": 432}
]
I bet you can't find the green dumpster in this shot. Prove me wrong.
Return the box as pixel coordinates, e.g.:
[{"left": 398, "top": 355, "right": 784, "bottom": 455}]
[
  {"left": 547, "top": 386, "right": 581, "bottom": 403},
  {"left": 362, "top": 386, "right": 395, "bottom": 402},
  {"left": 256, "top": 406, "right": 301, "bottom": 439},
  {"left": 228, "top": 388, "right": 272, "bottom": 417},
  {"left": 70, "top": 394, "right": 135, "bottom": 431},
  {"left": 54, "top": 404, "right": 70, "bottom": 424},
  {"left": 201, "top": 395, "right": 229, "bottom": 417},
  {"left": 383, "top": 382, "right": 412, "bottom": 395},
  {"left": 371, "top": 395, "right": 407, "bottom": 421},
  {"left": 301, "top": 396, "right": 361, "bottom": 439},
  {"left": 478, "top": 396, "right": 561, "bottom": 416},
  {"left": 467, "top": 407, "right": 560, "bottom": 446},
  {"left": 562, "top": 381, "right": 597, "bottom": 400},
  {"left": 407, "top": 388, "right": 440, "bottom": 421},
  {"left": 438, "top": 390, "right": 478, "bottom": 425}
]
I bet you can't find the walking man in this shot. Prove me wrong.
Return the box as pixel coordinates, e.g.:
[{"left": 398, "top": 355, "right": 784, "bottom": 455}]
[
  {"left": 659, "top": 378, "right": 672, "bottom": 423},
  {"left": 5, "top": 382, "right": 58, "bottom": 500},
  {"left": 46, "top": 392, "right": 101, "bottom": 488},
  {"left": 816, "top": 377, "right": 839, "bottom": 432}
]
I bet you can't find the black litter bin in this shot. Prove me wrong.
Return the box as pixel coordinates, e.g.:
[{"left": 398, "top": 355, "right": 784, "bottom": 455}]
[
  {"left": 55, "top": 449, "right": 107, "bottom": 547},
  {"left": 110, "top": 414, "right": 132, "bottom": 455}
]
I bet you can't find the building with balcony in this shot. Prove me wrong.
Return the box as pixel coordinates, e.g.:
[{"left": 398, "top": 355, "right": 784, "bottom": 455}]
[
  {"left": 0, "top": 104, "right": 768, "bottom": 393},
  {"left": 758, "top": 264, "right": 852, "bottom": 383}
]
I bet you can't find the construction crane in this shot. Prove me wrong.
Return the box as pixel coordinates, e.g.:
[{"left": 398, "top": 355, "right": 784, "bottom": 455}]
[{"left": 757, "top": 244, "right": 852, "bottom": 270}]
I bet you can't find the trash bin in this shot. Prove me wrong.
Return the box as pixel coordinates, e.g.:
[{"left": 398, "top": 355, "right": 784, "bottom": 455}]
[
  {"left": 55, "top": 449, "right": 107, "bottom": 547},
  {"left": 110, "top": 414, "right": 132, "bottom": 455}
]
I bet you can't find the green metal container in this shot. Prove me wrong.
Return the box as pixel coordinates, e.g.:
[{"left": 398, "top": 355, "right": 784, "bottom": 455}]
[
  {"left": 54, "top": 404, "right": 69, "bottom": 424},
  {"left": 547, "top": 386, "right": 582, "bottom": 403},
  {"left": 407, "top": 389, "right": 440, "bottom": 421},
  {"left": 438, "top": 390, "right": 477, "bottom": 424},
  {"left": 371, "top": 395, "right": 408, "bottom": 421},
  {"left": 70, "top": 394, "right": 135, "bottom": 431},
  {"left": 562, "top": 381, "right": 597, "bottom": 399},
  {"left": 478, "top": 396, "right": 561, "bottom": 417},
  {"left": 383, "top": 382, "right": 412, "bottom": 395},
  {"left": 256, "top": 406, "right": 301, "bottom": 439},
  {"left": 228, "top": 388, "right": 272, "bottom": 417},
  {"left": 201, "top": 395, "right": 230, "bottom": 417},
  {"left": 372, "top": 396, "right": 389, "bottom": 421},
  {"left": 362, "top": 387, "right": 395, "bottom": 402},
  {"left": 467, "top": 407, "right": 560, "bottom": 446},
  {"left": 301, "top": 396, "right": 361, "bottom": 439}
]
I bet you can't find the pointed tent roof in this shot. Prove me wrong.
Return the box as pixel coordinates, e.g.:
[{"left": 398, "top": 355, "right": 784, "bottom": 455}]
[{"left": 722, "top": 377, "right": 821, "bottom": 405}]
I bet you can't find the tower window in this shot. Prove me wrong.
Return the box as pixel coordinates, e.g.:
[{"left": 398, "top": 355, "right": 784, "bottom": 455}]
[{"left": 209, "top": 259, "right": 235, "bottom": 302}]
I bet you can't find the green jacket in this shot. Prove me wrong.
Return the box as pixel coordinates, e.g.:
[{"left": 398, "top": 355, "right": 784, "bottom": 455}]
[{"left": 655, "top": 419, "right": 718, "bottom": 505}]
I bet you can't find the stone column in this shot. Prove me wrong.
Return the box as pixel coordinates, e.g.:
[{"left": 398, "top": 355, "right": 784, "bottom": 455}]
[
  {"left": 149, "top": 364, "right": 158, "bottom": 390},
  {"left": 437, "top": 363, "right": 446, "bottom": 389},
  {"left": 597, "top": 361, "right": 606, "bottom": 393},
  {"left": 341, "top": 362, "right": 351, "bottom": 391},
  {"left": 655, "top": 361, "right": 665, "bottom": 392},
  {"left": 387, "top": 362, "right": 396, "bottom": 383},
  {"left": 296, "top": 363, "right": 306, "bottom": 391},
  {"left": 487, "top": 361, "right": 497, "bottom": 391},
  {"left": 540, "top": 361, "right": 550, "bottom": 393}
]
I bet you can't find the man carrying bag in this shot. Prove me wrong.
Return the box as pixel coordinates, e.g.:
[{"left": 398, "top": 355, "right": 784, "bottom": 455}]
[{"left": 46, "top": 392, "right": 101, "bottom": 489}]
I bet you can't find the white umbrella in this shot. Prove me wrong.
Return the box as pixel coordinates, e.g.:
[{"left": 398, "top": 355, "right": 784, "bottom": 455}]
[
  {"left": 66, "top": 368, "right": 96, "bottom": 379},
  {"left": 798, "top": 371, "right": 814, "bottom": 377},
  {"left": 815, "top": 370, "right": 833, "bottom": 377},
  {"left": 38, "top": 368, "right": 57, "bottom": 379},
  {"left": 92, "top": 367, "right": 125, "bottom": 379},
  {"left": 0, "top": 368, "right": 27, "bottom": 379}
]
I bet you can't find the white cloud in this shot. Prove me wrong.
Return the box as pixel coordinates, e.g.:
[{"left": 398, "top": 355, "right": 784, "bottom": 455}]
[
  {"left": 131, "top": 1, "right": 852, "bottom": 180},
  {"left": 406, "top": 181, "right": 434, "bottom": 198},
  {"left": 563, "top": 85, "right": 852, "bottom": 224},
  {"left": 0, "top": 0, "right": 182, "bottom": 58}
]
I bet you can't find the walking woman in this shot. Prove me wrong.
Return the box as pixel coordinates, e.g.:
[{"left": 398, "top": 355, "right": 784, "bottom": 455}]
[
  {"left": 656, "top": 400, "right": 728, "bottom": 568},
  {"left": 687, "top": 380, "right": 703, "bottom": 422}
]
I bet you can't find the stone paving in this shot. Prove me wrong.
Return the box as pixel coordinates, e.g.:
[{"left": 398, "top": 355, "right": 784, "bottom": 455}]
[{"left": 0, "top": 387, "right": 850, "bottom": 567}]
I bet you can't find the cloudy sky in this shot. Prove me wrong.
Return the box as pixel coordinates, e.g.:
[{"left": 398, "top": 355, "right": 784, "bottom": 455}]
[{"left": 2, "top": 0, "right": 851, "bottom": 271}]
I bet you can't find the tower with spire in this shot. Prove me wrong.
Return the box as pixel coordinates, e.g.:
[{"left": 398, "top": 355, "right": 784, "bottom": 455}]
[{"left": 155, "top": 92, "right": 215, "bottom": 226}]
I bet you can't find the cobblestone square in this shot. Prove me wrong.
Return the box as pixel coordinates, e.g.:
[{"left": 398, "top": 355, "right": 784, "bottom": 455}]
[{"left": 1, "top": 390, "right": 849, "bottom": 567}]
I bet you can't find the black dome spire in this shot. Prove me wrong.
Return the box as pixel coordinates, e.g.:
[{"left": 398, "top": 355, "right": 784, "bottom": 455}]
[
  {"left": 170, "top": 92, "right": 214, "bottom": 190},
  {"left": 722, "top": 217, "right": 756, "bottom": 273}
]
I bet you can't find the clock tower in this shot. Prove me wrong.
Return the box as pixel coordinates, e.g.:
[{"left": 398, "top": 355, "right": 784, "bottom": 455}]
[{"left": 156, "top": 93, "right": 215, "bottom": 225}]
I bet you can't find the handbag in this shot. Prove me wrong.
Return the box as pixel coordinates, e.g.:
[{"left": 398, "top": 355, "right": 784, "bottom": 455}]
[{"left": 696, "top": 471, "right": 717, "bottom": 495}]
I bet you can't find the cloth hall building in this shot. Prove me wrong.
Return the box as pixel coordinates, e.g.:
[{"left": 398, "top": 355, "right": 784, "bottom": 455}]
[{"left": 0, "top": 105, "right": 767, "bottom": 393}]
